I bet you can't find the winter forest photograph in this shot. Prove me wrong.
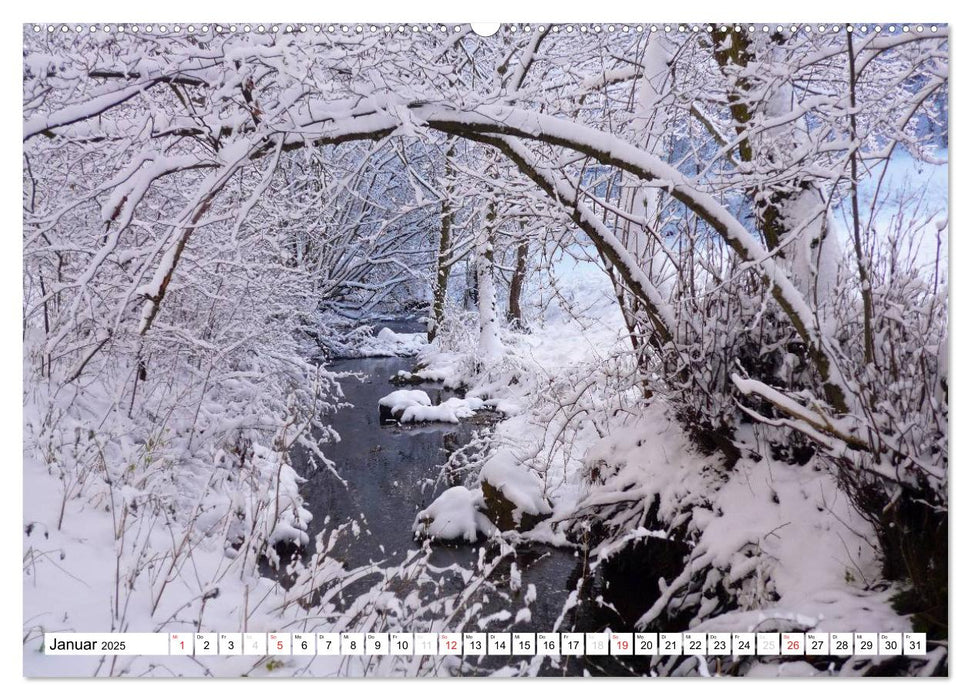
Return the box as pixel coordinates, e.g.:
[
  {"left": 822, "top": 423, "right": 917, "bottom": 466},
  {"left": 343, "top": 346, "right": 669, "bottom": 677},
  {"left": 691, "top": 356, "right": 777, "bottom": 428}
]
[{"left": 21, "top": 18, "right": 948, "bottom": 679}]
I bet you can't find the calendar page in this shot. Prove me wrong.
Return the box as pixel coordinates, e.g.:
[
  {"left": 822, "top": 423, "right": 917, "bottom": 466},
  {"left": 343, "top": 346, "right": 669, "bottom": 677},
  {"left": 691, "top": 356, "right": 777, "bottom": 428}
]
[{"left": 21, "top": 17, "right": 948, "bottom": 680}]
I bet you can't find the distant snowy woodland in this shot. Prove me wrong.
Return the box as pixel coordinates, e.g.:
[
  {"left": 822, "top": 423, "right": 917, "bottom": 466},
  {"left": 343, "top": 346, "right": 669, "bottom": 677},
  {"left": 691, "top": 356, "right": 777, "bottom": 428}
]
[{"left": 22, "top": 23, "right": 948, "bottom": 677}]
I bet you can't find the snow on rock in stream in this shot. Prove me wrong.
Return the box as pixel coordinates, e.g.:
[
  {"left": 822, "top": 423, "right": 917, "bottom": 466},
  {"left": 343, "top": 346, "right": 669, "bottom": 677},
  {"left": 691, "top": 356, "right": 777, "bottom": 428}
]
[
  {"left": 413, "top": 486, "right": 497, "bottom": 542},
  {"left": 378, "top": 389, "right": 432, "bottom": 414},
  {"left": 400, "top": 396, "right": 485, "bottom": 424},
  {"left": 478, "top": 448, "right": 553, "bottom": 523},
  {"left": 379, "top": 389, "right": 485, "bottom": 424},
  {"left": 356, "top": 327, "right": 428, "bottom": 357}
]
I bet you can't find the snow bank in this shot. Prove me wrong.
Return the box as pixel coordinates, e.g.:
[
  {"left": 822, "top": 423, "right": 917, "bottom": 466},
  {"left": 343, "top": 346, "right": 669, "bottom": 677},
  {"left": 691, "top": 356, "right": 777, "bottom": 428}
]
[
  {"left": 688, "top": 444, "right": 891, "bottom": 630},
  {"left": 484, "top": 398, "right": 522, "bottom": 417},
  {"left": 581, "top": 402, "right": 904, "bottom": 643},
  {"left": 408, "top": 347, "right": 469, "bottom": 388},
  {"left": 413, "top": 486, "right": 496, "bottom": 542},
  {"left": 582, "top": 402, "right": 709, "bottom": 526},
  {"left": 414, "top": 302, "right": 633, "bottom": 522}
]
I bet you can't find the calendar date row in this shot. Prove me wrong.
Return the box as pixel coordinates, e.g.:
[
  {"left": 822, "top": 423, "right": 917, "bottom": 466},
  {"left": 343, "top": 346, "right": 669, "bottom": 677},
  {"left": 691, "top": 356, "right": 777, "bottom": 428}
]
[{"left": 44, "top": 631, "right": 926, "bottom": 657}]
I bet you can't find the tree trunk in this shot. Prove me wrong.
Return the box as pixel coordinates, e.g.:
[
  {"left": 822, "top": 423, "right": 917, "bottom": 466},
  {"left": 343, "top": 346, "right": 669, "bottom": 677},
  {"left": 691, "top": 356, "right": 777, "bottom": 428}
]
[
  {"left": 711, "top": 28, "right": 784, "bottom": 252},
  {"left": 506, "top": 235, "right": 528, "bottom": 328},
  {"left": 476, "top": 197, "right": 503, "bottom": 367},
  {"left": 846, "top": 28, "right": 876, "bottom": 366},
  {"left": 428, "top": 143, "right": 456, "bottom": 342}
]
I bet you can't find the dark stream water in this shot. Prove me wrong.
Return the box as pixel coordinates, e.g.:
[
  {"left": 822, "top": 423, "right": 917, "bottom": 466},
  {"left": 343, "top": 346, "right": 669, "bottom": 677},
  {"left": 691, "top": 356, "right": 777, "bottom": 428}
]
[
  {"left": 284, "top": 323, "right": 650, "bottom": 675},
  {"left": 298, "top": 354, "right": 484, "bottom": 569}
]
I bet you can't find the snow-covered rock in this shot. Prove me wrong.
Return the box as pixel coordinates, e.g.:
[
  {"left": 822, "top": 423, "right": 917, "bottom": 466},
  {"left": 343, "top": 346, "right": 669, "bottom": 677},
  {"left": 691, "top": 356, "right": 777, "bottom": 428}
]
[
  {"left": 478, "top": 448, "right": 552, "bottom": 532},
  {"left": 378, "top": 389, "right": 432, "bottom": 422},
  {"left": 399, "top": 396, "right": 484, "bottom": 424},
  {"left": 413, "top": 486, "right": 496, "bottom": 543},
  {"left": 357, "top": 327, "right": 427, "bottom": 357},
  {"left": 378, "top": 389, "right": 432, "bottom": 410},
  {"left": 379, "top": 390, "right": 486, "bottom": 424}
]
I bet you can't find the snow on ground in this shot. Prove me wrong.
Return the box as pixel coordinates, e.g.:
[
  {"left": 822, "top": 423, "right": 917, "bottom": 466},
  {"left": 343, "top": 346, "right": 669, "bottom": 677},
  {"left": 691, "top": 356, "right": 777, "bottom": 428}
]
[
  {"left": 22, "top": 390, "right": 327, "bottom": 677},
  {"left": 395, "top": 351, "right": 468, "bottom": 388},
  {"left": 483, "top": 398, "right": 522, "bottom": 416},
  {"left": 21, "top": 343, "right": 444, "bottom": 678},
  {"left": 580, "top": 401, "right": 717, "bottom": 538}
]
